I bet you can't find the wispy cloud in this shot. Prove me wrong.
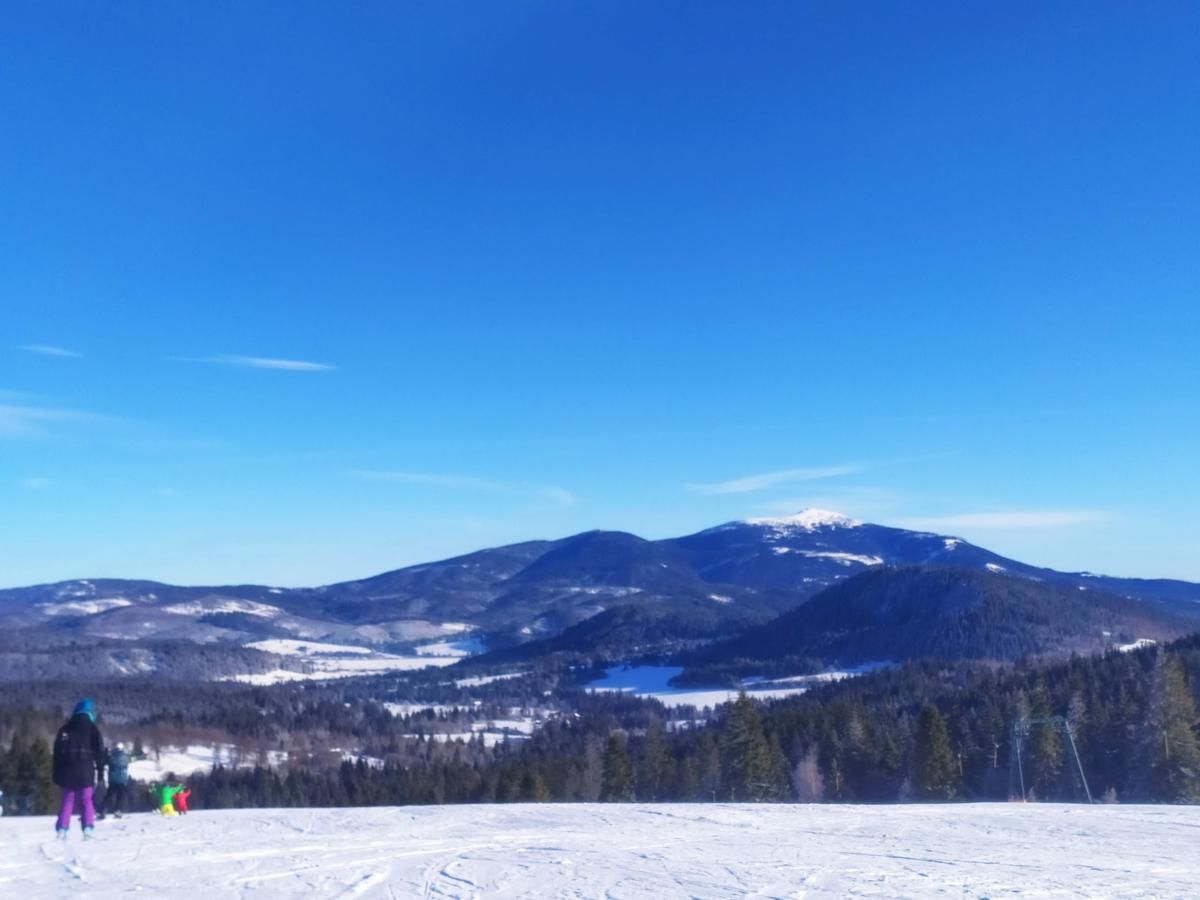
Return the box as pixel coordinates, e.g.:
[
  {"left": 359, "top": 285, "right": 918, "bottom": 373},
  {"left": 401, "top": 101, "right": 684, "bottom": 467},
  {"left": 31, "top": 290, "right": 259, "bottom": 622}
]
[
  {"left": 19, "top": 476, "right": 54, "bottom": 489},
  {"left": 899, "top": 509, "right": 1116, "bottom": 530},
  {"left": 754, "top": 486, "right": 907, "bottom": 518},
  {"left": 686, "top": 464, "right": 862, "bottom": 495},
  {"left": 351, "top": 470, "right": 577, "bottom": 506},
  {"left": 19, "top": 344, "right": 81, "bottom": 358},
  {"left": 0, "top": 404, "right": 114, "bottom": 438},
  {"left": 196, "top": 355, "right": 335, "bottom": 372}
]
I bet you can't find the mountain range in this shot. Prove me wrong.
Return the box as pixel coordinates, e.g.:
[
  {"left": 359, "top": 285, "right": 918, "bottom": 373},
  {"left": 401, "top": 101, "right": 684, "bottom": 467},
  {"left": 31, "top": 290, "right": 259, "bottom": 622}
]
[{"left": 2, "top": 510, "right": 1197, "bottom": 670}]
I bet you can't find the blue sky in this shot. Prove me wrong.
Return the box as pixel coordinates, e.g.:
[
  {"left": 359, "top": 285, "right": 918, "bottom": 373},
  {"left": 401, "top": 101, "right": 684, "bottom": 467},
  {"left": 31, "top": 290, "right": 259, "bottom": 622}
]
[{"left": 3, "top": 2, "right": 1198, "bottom": 587}]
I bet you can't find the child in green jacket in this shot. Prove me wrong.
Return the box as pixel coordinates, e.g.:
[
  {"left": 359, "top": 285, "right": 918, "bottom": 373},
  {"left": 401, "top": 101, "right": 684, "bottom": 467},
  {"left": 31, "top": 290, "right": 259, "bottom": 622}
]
[{"left": 150, "top": 778, "right": 184, "bottom": 817}]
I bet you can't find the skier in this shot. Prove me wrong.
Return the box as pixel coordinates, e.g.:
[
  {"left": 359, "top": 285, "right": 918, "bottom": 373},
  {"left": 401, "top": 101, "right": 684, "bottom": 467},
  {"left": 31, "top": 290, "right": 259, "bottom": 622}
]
[
  {"left": 98, "top": 741, "right": 134, "bottom": 819},
  {"left": 52, "top": 698, "right": 105, "bottom": 840},
  {"left": 150, "top": 777, "right": 184, "bottom": 816},
  {"left": 173, "top": 783, "right": 192, "bottom": 815}
]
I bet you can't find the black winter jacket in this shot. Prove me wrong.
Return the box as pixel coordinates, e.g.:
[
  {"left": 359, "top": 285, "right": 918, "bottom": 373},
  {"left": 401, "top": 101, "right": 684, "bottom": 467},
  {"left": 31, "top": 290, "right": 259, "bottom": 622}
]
[{"left": 52, "top": 713, "right": 104, "bottom": 789}]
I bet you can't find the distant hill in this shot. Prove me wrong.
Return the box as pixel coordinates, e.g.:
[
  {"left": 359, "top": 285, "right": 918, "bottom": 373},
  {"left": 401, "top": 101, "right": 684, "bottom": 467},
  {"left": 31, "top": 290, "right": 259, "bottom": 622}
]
[
  {"left": 1, "top": 510, "right": 1197, "bottom": 663},
  {"left": 679, "top": 565, "right": 1194, "bottom": 681},
  {"left": 472, "top": 602, "right": 758, "bottom": 667}
]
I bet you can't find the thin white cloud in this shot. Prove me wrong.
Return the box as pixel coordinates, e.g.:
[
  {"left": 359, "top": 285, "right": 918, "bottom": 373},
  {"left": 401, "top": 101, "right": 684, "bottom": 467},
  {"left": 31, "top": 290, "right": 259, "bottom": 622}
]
[
  {"left": 19, "top": 476, "right": 54, "bottom": 489},
  {"left": 754, "top": 486, "right": 907, "bottom": 518},
  {"left": 0, "top": 404, "right": 114, "bottom": 438},
  {"left": 899, "top": 510, "right": 1116, "bottom": 530},
  {"left": 200, "top": 355, "right": 335, "bottom": 372},
  {"left": 686, "top": 464, "right": 862, "bottom": 495},
  {"left": 352, "top": 470, "right": 576, "bottom": 506},
  {"left": 19, "top": 344, "right": 81, "bottom": 358}
]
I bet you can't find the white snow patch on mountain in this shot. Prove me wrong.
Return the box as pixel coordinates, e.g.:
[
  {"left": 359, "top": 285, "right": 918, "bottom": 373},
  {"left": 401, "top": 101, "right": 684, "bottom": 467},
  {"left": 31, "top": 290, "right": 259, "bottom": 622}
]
[
  {"left": 454, "top": 672, "right": 522, "bottom": 688},
  {"left": 944, "top": 538, "right": 963, "bottom": 550},
  {"left": 798, "top": 551, "right": 884, "bottom": 566},
  {"left": 245, "top": 639, "right": 373, "bottom": 656},
  {"left": 986, "top": 563, "right": 1007, "bottom": 573},
  {"left": 743, "top": 509, "right": 862, "bottom": 533},
  {"left": 221, "top": 650, "right": 461, "bottom": 684},
  {"left": 564, "top": 586, "right": 641, "bottom": 597},
  {"left": 707, "top": 593, "right": 732, "bottom": 604},
  {"left": 37, "top": 598, "right": 132, "bottom": 617},
  {"left": 163, "top": 599, "right": 282, "bottom": 618},
  {"left": 415, "top": 637, "right": 486, "bottom": 657},
  {"left": 407, "top": 731, "right": 530, "bottom": 748},
  {"left": 384, "top": 702, "right": 477, "bottom": 717},
  {"left": 8, "top": 803, "right": 1199, "bottom": 898},
  {"left": 1116, "top": 638, "right": 1157, "bottom": 653}
]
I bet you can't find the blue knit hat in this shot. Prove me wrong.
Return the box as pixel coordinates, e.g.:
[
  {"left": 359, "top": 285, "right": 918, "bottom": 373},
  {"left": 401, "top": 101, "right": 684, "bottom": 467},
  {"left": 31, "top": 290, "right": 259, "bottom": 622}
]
[{"left": 73, "top": 698, "right": 96, "bottom": 721}]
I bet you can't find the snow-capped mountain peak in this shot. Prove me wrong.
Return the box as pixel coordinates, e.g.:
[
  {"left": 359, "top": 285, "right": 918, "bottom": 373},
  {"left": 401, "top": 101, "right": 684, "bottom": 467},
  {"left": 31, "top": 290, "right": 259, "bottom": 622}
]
[{"left": 743, "top": 509, "right": 863, "bottom": 532}]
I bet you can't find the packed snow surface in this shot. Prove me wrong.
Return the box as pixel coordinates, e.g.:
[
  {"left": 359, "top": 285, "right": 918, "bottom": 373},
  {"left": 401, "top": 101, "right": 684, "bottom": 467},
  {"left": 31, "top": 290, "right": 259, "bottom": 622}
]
[{"left": 4, "top": 803, "right": 1199, "bottom": 898}]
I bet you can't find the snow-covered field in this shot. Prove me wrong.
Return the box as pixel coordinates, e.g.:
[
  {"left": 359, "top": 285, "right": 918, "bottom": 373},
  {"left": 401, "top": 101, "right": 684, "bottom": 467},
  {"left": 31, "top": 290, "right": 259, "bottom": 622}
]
[
  {"left": 127, "top": 744, "right": 288, "bottom": 781},
  {"left": 246, "top": 639, "right": 376, "bottom": 656},
  {"left": 3, "top": 802, "right": 1198, "bottom": 898},
  {"left": 224, "top": 642, "right": 463, "bottom": 685}
]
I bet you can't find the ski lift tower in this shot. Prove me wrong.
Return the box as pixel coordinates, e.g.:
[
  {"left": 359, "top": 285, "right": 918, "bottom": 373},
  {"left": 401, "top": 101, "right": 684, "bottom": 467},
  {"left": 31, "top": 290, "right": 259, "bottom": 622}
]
[{"left": 1009, "top": 715, "right": 1093, "bottom": 803}]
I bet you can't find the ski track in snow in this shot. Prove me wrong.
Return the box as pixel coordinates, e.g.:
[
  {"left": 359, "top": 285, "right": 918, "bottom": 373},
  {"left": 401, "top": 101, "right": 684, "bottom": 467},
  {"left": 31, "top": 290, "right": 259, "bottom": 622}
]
[{"left": 2, "top": 803, "right": 1198, "bottom": 898}]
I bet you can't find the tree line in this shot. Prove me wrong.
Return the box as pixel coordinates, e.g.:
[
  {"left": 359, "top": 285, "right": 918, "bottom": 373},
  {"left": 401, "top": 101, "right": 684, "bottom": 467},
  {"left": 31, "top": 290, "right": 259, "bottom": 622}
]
[{"left": 3, "top": 637, "right": 1198, "bottom": 814}]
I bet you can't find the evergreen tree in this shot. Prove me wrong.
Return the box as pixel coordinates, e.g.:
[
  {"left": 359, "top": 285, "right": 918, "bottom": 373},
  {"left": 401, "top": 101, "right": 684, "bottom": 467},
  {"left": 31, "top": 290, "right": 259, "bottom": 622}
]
[
  {"left": 24, "top": 736, "right": 54, "bottom": 814},
  {"left": 695, "top": 733, "right": 722, "bottom": 801},
  {"left": 912, "top": 705, "right": 958, "bottom": 800},
  {"left": 722, "top": 693, "right": 775, "bottom": 801},
  {"left": 1027, "top": 680, "right": 1063, "bottom": 799},
  {"left": 600, "top": 734, "right": 634, "bottom": 801},
  {"left": 674, "top": 755, "right": 700, "bottom": 800},
  {"left": 637, "top": 723, "right": 675, "bottom": 801},
  {"left": 1143, "top": 653, "right": 1200, "bottom": 802},
  {"left": 579, "top": 736, "right": 604, "bottom": 802},
  {"left": 3, "top": 733, "right": 54, "bottom": 815},
  {"left": 519, "top": 770, "right": 550, "bottom": 802}
]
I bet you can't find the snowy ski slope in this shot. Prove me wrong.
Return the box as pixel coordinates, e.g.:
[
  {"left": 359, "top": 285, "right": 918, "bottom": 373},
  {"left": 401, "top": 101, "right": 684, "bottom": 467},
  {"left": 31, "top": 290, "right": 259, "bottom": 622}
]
[{"left": 2, "top": 802, "right": 1197, "bottom": 898}]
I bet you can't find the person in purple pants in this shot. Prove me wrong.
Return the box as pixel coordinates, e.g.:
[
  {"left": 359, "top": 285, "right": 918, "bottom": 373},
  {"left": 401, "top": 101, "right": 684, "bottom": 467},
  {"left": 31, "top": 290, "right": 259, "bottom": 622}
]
[{"left": 52, "top": 699, "right": 105, "bottom": 840}]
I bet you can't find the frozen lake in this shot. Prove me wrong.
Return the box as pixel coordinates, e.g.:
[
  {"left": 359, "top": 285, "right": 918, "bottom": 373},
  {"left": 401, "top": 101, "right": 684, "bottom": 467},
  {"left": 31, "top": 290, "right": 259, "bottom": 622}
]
[{"left": 586, "top": 664, "right": 876, "bottom": 709}]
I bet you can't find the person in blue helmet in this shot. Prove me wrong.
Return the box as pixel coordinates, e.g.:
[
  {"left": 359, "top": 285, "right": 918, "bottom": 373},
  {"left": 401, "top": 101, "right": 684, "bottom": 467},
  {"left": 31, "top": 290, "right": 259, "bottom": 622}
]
[
  {"left": 98, "top": 741, "right": 135, "bottom": 819},
  {"left": 52, "top": 699, "right": 105, "bottom": 840}
]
